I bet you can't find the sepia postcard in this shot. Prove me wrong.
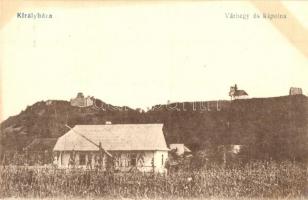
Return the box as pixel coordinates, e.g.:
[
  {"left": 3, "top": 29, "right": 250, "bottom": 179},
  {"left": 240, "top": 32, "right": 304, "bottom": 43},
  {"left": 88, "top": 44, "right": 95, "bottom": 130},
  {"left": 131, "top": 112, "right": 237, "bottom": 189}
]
[{"left": 0, "top": 0, "right": 308, "bottom": 199}]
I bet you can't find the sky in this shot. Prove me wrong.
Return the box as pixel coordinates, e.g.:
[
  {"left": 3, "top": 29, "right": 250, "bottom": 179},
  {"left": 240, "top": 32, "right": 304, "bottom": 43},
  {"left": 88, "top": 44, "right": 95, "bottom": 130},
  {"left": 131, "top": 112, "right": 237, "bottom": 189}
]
[{"left": 1, "top": 1, "right": 308, "bottom": 121}]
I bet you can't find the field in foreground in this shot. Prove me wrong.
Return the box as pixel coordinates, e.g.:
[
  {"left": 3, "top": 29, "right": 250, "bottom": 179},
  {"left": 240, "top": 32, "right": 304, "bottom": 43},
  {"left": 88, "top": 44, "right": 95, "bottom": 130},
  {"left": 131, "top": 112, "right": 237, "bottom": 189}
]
[
  {"left": 2, "top": 198, "right": 308, "bottom": 200},
  {"left": 1, "top": 161, "right": 308, "bottom": 199}
]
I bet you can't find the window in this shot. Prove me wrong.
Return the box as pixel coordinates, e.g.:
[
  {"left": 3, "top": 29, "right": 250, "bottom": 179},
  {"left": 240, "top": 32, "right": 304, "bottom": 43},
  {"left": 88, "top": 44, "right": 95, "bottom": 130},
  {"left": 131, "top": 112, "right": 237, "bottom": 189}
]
[
  {"left": 60, "top": 153, "right": 63, "bottom": 165},
  {"left": 162, "top": 154, "right": 164, "bottom": 166},
  {"left": 114, "top": 154, "right": 121, "bottom": 167},
  {"left": 131, "top": 153, "right": 137, "bottom": 166},
  {"left": 125, "top": 153, "right": 131, "bottom": 167},
  {"left": 79, "top": 153, "right": 86, "bottom": 165},
  {"left": 87, "top": 154, "right": 92, "bottom": 166}
]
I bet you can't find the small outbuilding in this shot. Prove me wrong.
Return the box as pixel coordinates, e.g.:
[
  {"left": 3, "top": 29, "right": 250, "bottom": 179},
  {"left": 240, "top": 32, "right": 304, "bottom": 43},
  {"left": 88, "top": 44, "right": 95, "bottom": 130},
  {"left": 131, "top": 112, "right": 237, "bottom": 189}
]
[{"left": 169, "top": 144, "right": 191, "bottom": 156}]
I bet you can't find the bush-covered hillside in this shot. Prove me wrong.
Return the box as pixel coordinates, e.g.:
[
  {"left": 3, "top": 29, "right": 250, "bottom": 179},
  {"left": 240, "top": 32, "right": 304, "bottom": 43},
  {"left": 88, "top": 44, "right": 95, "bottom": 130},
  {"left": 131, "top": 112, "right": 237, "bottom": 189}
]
[{"left": 0, "top": 95, "right": 307, "bottom": 161}]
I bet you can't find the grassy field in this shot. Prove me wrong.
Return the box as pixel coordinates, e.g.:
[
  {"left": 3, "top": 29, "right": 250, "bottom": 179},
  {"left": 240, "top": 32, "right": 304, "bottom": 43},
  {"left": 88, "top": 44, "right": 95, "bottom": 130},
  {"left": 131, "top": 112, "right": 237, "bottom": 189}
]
[
  {"left": 1, "top": 161, "right": 308, "bottom": 199},
  {"left": 2, "top": 198, "right": 308, "bottom": 200}
]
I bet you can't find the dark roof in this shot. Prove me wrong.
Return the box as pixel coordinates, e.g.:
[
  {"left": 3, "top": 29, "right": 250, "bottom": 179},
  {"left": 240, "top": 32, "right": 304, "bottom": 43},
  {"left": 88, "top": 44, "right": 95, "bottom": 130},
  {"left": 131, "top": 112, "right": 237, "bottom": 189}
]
[
  {"left": 234, "top": 90, "right": 248, "bottom": 96},
  {"left": 24, "top": 138, "right": 58, "bottom": 152}
]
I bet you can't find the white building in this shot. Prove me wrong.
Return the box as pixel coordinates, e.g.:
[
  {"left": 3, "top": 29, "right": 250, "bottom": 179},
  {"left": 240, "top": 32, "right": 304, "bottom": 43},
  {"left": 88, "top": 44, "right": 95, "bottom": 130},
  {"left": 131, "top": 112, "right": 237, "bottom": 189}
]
[
  {"left": 169, "top": 144, "right": 191, "bottom": 156},
  {"left": 229, "top": 84, "right": 249, "bottom": 100},
  {"left": 53, "top": 124, "right": 169, "bottom": 173}
]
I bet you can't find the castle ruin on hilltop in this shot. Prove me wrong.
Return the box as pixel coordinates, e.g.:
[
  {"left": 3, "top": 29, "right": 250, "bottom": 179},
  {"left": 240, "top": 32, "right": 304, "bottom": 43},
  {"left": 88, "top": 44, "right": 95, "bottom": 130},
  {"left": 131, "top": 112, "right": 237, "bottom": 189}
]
[{"left": 70, "top": 92, "right": 94, "bottom": 107}]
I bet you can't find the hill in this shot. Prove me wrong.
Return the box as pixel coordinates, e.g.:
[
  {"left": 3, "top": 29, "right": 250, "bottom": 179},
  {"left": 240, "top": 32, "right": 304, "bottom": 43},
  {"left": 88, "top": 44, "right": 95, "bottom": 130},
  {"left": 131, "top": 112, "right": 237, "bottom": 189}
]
[{"left": 1, "top": 95, "right": 308, "bottom": 161}]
